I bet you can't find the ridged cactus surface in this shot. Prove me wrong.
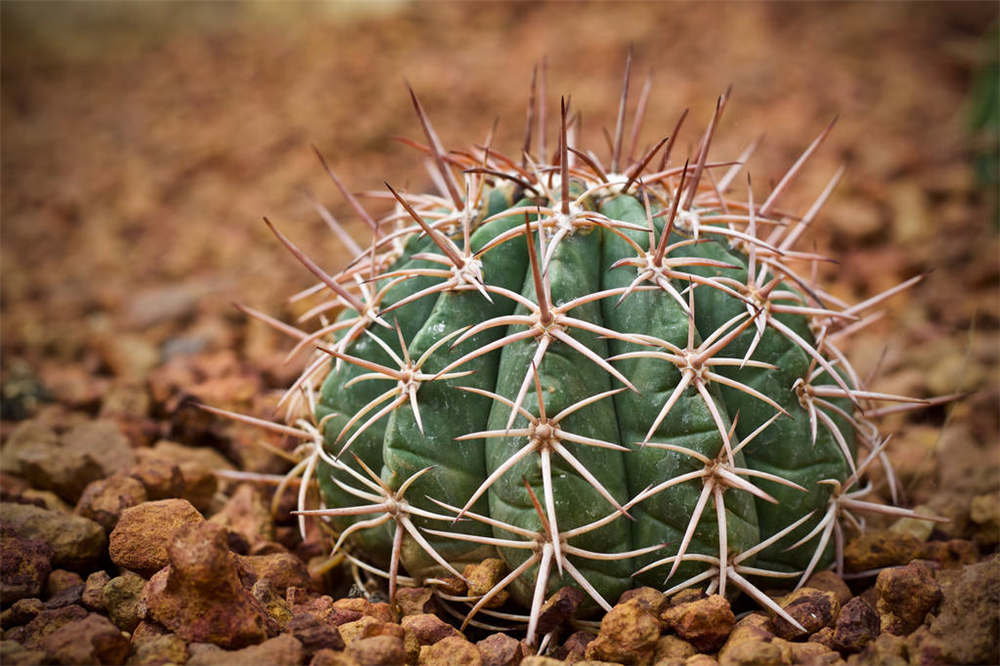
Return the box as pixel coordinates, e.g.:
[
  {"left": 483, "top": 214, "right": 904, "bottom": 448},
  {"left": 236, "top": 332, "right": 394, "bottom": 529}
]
[{"left": 213, "top": 60, "right": 939, "bottom": 642}]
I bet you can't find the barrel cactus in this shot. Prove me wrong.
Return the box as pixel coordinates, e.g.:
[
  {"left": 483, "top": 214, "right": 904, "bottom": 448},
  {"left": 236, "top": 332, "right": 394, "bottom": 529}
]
[{"left": 206, "top": 58, "right": 943, "bottom": 643}]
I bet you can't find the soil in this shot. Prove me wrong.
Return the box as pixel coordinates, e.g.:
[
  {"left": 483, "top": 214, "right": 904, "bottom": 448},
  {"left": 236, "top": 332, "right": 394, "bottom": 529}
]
[{"left": 2, "top": 2, "right": 998, "bottom": 665}]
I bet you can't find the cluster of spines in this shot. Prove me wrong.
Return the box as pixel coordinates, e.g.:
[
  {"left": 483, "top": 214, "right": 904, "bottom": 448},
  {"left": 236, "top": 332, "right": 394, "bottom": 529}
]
[{"left": 204, "top": 55, "right": 953, "bottom": 645}]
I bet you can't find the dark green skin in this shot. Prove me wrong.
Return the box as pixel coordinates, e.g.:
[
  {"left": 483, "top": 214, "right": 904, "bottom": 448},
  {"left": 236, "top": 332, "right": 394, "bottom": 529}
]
[
  {"left": 598, "top": 195, "right": 760, "bottom": 586},
  {"left": 668, "top": 232, "right": 854, "bottom": 572},
  {"left": 382, "top": 205, "right": 530, "bottom": 578},
  {"left": 316, "top": 188, "right": 853, "bottom": 605}
]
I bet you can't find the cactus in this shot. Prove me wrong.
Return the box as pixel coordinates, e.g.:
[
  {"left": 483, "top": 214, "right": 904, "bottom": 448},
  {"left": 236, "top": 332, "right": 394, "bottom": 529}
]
[{"left": 206, "top": 58, "right": 946, "bottom": 643}]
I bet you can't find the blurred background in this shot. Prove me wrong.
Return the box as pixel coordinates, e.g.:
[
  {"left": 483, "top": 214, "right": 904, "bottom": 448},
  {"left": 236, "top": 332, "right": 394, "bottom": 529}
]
[{"left": 2, "top": 2, "right": 998, "bottom": 525}]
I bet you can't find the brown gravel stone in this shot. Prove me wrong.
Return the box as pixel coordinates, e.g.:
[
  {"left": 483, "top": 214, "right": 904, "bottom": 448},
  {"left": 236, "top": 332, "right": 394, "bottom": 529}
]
[
  {"left": 833, "top": 597, "right": 879, "bottom": 653},
  {"left": 109, "top": 498, "right": 203, "bottom": 576},
  {"left": 238, "top": 550, "right": 311, "bottom": 595},
  {"left": 44, "top": 568, "right": 83, "bottom": 596},
  {"left": 251, "top": 579, "right": 293, "bottom": 630},
  {"left": 81, "top": 570, "right": 110, "bottom": 611},
  {"left": 333, "top": 597, "right": 394, "bottom": 623},
  {"left": 0, "top": 535, "right": 51, "bottom": 602},
  {"left": 653, "top": 634, "right": 697, "bottom": 661},
  {"left": 42, "top": 579, "right": 83, "bottom": 609},
  {"left": 287, "top": 611, "right": 345, "bottom": 657},
  {"left": 535, "top": 585, "right": 585, "bottom": 634},
  {"left": 309, "top": 648, "right": 359, "bottom": 666},
  {"left": 876, "top": 561, "right": 941, "bottom": 635},
  {"left": 75, "top": 475, "right": 148, "bottom": 533},
  {"left": 519, "top": 658, "right": 563, "bottom": 666},
  {"left": 619, "top": 586, "right": 668, "bottom": 615},
  {"left": 779, "top": 638, "right": 843, "bottom": 665},
  {"left": 660, "top": 593, "right": 735, "bottom": 652},
  {"left": 810, "top": 625, "right": 836, "bottom": 649},
  {"left": 210, "top": 484, "right": 275, "bottom": 545},
  {"left": 187, "top": 634, "right": 303, "bottom": 666},
  {"left": 138, "top": 440, "right": 230, "bottom": 512},
  {"left": 104, "top": 571, "right": 146, "bottom": 632},
  {"left": 129, "top": 458, "right": 186, "bottom": 502},
  {"left": 917, "top": 539, "right": 979, "bottom": 568},
  {"left": 401, "top": 613, "right": 461, "bottom": 645},
  {"left": 771, "top": 587, "right": 840, "bottom": 640},
  {"left": 128, "top": 633, "right": 188, "bottom": 665},
  {"left": 2, "top": 503, "right": 105, "bottom": 571},
  {"left": 37, "top": 612, "right": 130, "bottom": 665},
  {"left": 144, "top": 521, "right": 272, "bottom": 648},
  {"left": 558, "top": 630, "right": 595, "bottom": 662},
  {"left": 718, "top": 636, "right": 786, "bottom": 666},
  {"left": 0, "top": 639, "right": 47, "bottom": 665},
  {"left": 921, "top": 556, "right": 999, "bottom": 664},
  {"left": 1, "top": 419, "right": 134, "bottom": 503},
  {"left": 337, "top": 615, "right": 404, "bottom": 645},
  {"left": 476, "top": 632, "right": 527, "bottom": 666},
  {"left": 396, "top": 587, "right": 435, "bottom": 616},
  {"left": 805, "top": 570, "right": 853, "bottom": 606},
  {"left": 844, "top": 530, "right": 923, "bottom": 572},
  {"left": 463, "top": 558, "right": 508, "bottom": 607},
  {"left": 845, "top": 631, "right": 907, "bottom": 666},
  {"left": 586, "top": 597, "right": 661, "bottom": 664},
  {"left": 418, "top": 635, "right": 481, "bottom": 665},
  {"left": 1, "top": 598, "right": 43, "bottom": 628},
  {"left": 347, "top": 634, "right": 406, "bottom": 665},
  {"left": 685, "top": 655, "right": 721, "bottom": 666}
]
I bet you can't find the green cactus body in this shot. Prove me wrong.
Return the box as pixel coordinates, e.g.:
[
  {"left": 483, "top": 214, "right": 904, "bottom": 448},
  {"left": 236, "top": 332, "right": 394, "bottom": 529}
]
[{"left": 228, "top": 62, "right": 935, "bottom": 641}]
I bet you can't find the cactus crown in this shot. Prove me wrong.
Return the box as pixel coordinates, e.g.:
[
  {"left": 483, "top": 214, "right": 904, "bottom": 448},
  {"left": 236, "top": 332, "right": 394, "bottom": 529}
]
[{"left": 209, "top": 57, "right": 944, "bottom": 644}]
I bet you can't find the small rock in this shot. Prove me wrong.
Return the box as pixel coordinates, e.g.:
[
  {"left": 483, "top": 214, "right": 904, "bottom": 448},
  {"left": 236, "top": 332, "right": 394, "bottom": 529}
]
[
  {"left": 337, "top": 615, "right": 403, "bottom": 645},
  {"left": 128, "top": 633, "right": 188, "bottom": 665},
  {"left": 0, "top": 639, "right": 47, "bottom": 665},
  {"left": 144, "top": 521, "right": 271, "bottom": 648},
  {"left": 109, "top": 498, "right": 203, "bottom": 576},
  {"left": 21, "top": 604, "right": 88, "bottom": 647},
  {"left": 653, "top": 634, "right": 697, "bottom": 661},
  {"left": 810, "top": 625, "right": 836, "bottom": 649},
  {"left": 844, "top": 530, "right": 923, "bottom": 572},
  {"left": 684, "top": 655, "right": 721, "bottom": 666},
  {"left": 833, "top": 597, "right": 880, "bottom": 653},
  {"left": 210, "top": 484, "right": 275, "bottom": 545},
  {"left": 308, "top": 649, "right": 357, "bottom": 666},
  {"left": 535, "top": 586, "right": 585, "bottom": 635},
  {"left": 718, "top": 635, "right": 786, "bottom": 666},
  {"left": 922, "top": 556, "right": 999, "bottom": 664},
  {"left": 20, "top": 489, "right": 70, "bottom": 513},
  {"left": 557, "top": 630, "right": 594, "bottom": 662},
  {"left": 140, "top": 440, "right": 230, "bottom": 511},
  {"left": 251, "top": 579, "right": 293, "bottom": 630},
  {"left": 287, "top": 612, "right": 344, "bottom": 657},
  {"left": 1, "top": 598, "right": 43, "bottom": 628},
  {"left": 418, "top": 635, "right": 481, "bottom": 665},
  {"left": 42, "top": 581, "right": 83, "bottom": 609},
  {"left": 395, "top": 587, "right": 435, "bottom": 616},
  {"left": 477, "top": 632, "right": 527, "bottom": 666},
  {"left": 39, "top": 612, "right": 130, "bottom": 665},
  {"left": 104, "top": 571, "right": 146, "bottom": 632},
  {"left": 771, "top": 587, "right": 840, "bottom": 640},
  {"left": 660, "top": 594, "right": 735, "bottom": 651},
  {"left": 188, "top": 634, "right": 303, "bottom": 666},
  {"left": 619, "top": 586, "right": 668, "bottom": 614},
  {"left": 75, "top": 475, "right": 149, "bottom": 533},
  {"left": 238, "top": 551, "right": 311, "bottom": 594},
  {"left": 519, "top": 658, "right": 563, "bottom": 666},
  {"left": 463, "top": 558, "right": 507, "bottom": 607},
  {"left": 586, "top": 597, "right": 661, "bottom": 663},
  {"left": 402, "top": 613, "right": 461, "bottom": 646},
  {"left": 917, "top": 539, "right": 979, "bottom": 568},
  {"left": 44, "top": 569, "right": 83, "bottom": 596},
  {"left": 782, "top": 639, "right": 842, "bottom": 664},
  {"left": 805, "top": 570, "right": 853, "bottom": 606},
  {"left": 81, "top": 571, "right": 111, "bottom": 611},
  {"left": 1, "top": 502, "right": 105, "bottom": 571},
  {"left": 876, "top": 561, "right": 941, "bottom": 635},
  {"left": 0, "top": 535, "right": 52, "bottom": 602},
  {"left": 332, "top": 597, "right": 393, "bottom": 623},
  {"left": 346, "top": 634, "right": 406, "bottom": 665},
  {"left": 846, "top": 631, "right": 907, "bottom": 666}
]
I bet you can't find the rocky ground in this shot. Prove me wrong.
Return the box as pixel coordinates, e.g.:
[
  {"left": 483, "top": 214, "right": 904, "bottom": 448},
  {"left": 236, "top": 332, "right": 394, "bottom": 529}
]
[{"left": 2, "top": 3, "right": 998, "bottom": 665}]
